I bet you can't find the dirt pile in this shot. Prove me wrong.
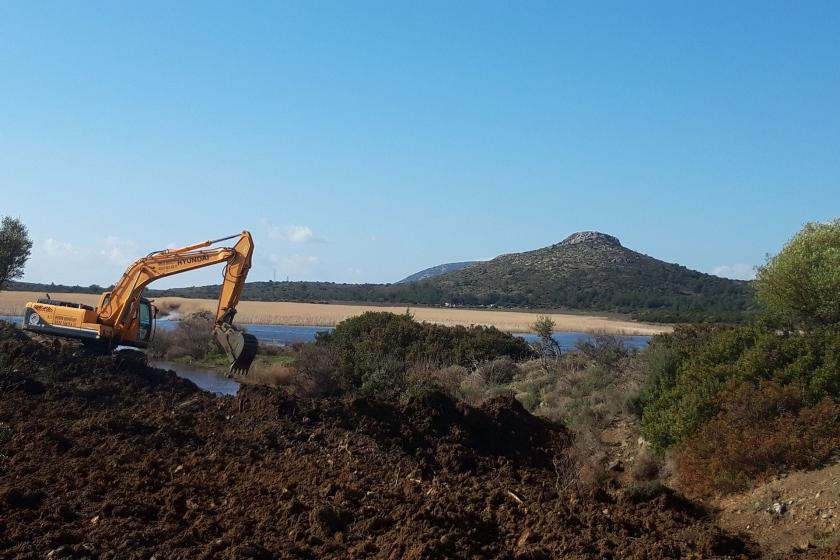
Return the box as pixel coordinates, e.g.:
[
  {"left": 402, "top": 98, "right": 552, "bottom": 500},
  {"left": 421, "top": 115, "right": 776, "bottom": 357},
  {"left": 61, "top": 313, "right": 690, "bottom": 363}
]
[
  {"left": 1, "top": 328, "right": 758, "bottom": 559},
  {"left": 716, "top": 462, "right": 840, "bottom": 557}
]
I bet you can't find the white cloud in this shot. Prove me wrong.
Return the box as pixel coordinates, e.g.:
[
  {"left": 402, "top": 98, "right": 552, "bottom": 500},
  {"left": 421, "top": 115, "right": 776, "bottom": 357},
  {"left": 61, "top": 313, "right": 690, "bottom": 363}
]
[
  {"left": 288, "top": 225, "right": 314, "bottom": 243},
  {"left": 711, "top": 263, "right": 756, "bottom": 280},
  {"left": 99, "top": 236, "right": 139, "bottom": 267},
  {"left": 40, "top": 238, "right": 78, "bottom": 257},
  {"left": 266, "top": 223, "right": 324, "bottom": 243}
]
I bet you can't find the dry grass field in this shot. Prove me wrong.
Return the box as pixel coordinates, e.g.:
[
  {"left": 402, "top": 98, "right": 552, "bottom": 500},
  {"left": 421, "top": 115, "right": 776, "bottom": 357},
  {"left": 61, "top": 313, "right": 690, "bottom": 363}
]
[{"left": 0, "top": 291, "right": 671, "bottom": 335}]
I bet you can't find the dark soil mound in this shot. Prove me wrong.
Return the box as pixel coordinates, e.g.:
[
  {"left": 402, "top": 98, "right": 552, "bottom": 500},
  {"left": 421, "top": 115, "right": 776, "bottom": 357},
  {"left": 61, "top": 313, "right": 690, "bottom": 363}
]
[{"left": 0, "top": 326, "right": 757, "bottom": 559}]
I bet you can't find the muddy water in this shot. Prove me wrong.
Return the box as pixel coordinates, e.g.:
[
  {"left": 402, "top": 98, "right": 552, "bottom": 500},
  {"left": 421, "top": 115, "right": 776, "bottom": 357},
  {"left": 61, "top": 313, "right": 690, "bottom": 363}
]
[{"left": 151, "top": 360, "right": 240, "bottom": 396}]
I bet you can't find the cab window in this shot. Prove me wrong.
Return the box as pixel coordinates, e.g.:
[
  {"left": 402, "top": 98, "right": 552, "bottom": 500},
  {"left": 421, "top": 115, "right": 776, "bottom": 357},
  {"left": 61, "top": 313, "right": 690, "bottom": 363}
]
[{"left": 138, "top": 301, "right": 152, "bottom": 342}]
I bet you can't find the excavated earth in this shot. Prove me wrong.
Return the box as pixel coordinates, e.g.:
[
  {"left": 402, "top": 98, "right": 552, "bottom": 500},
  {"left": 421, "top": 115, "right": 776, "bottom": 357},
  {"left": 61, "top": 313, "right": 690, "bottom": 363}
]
[{"left": 0, "top": 326, "right": 777, "bottom": 559}]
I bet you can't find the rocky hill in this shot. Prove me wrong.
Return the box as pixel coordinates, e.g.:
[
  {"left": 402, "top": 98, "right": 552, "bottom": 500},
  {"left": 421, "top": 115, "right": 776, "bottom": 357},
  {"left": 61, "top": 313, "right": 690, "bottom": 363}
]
[
  {"left": 397, "top": 261, "right": 480, "bottom": 283},
  {"left": 417, "top": 231, "right": 754, "bottom": 322}
]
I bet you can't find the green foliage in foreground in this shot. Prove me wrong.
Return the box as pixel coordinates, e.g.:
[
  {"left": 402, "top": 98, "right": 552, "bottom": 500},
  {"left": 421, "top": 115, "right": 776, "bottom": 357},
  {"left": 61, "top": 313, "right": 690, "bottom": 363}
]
[
  {"left": 639, "top": 322, "right": 840, "bottom": 452},
  {"left": 313, "top": 311, "right": 535, "bottom": 396},
  {"left": 641, "top": 220, "right": 840, "bottom": 455},
  {"left": 755, "top": 218, "right": 840, "bottom": 327}
]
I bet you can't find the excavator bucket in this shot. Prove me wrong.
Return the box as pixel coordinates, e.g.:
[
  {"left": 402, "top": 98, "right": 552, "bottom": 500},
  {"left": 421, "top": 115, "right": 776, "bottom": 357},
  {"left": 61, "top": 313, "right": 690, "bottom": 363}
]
[{"left": 214, "top": 323, "right": 258, "bottom": 376}]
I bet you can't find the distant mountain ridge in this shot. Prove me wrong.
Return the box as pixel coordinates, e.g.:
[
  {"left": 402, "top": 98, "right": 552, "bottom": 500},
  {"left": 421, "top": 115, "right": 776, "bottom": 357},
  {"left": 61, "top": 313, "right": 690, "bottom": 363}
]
[
  {"left": 398, "top": 261, "right": 480, "bottom": 283},
  {"left": 5, "top": 231, "right": 756, "bottom": 322},
  {"left": 417, "top": 231, "right": 754, "bottom": 322}
]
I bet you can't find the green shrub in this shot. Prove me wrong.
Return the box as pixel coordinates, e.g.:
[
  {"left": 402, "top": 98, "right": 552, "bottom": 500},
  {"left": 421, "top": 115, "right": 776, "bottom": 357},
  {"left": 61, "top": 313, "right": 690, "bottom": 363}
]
[
  {"left": 459, "top": 373, "right": 491, "bottom": 406},
  {"left": 519, "top": 388, "right": 540, "bottom": 412},
  {"left": 314, "top": 311, "right": 534, "bottom": 395},
  {"left": 634, "top": 221, "right": 840, "bottom": 494},
  {"left": 639, "top": 322, "right": 840, "bottom": 451},
  {"left": 575, "top": 334, "right": 629, "bottom": 367},
  {"left": 148, "top": 311, "right": 218, "bottom": 360},
  {"left": 755, "top": 218, "right": 840, "bottom": 327},
  {"left": 476, "top": 357, "right": 519, "bottom": 385},
  {"left": 290, "top": 342, "right": 339, "bottom": 395},
  {"left": 405, "top": 364, "right": 469, "bottom": 399}
]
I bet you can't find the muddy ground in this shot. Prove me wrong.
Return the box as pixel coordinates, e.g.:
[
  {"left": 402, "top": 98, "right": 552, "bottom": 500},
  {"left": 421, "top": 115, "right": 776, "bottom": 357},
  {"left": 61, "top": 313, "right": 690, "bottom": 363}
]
[{"left": 0, "top": 327, "right": 832, "bottom": 559}]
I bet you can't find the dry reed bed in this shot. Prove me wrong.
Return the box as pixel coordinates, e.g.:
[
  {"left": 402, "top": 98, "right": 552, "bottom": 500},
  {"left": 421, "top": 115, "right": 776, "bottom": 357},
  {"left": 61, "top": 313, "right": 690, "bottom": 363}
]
[{"left": 0, "top": 291, "right": 671, "bottom": 335}]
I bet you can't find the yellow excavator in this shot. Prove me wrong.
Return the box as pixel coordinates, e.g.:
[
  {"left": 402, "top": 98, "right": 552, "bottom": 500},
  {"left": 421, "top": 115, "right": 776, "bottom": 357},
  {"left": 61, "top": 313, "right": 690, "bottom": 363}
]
[{"left": 22, "top": 231, "right": 258, "bottom": 375}]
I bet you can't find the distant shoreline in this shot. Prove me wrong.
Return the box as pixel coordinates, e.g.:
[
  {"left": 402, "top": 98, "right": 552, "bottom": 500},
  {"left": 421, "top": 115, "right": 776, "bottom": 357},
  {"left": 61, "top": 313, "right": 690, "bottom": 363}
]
[{"left": 0, "top": 291, "right": 672, "bottom": 336}]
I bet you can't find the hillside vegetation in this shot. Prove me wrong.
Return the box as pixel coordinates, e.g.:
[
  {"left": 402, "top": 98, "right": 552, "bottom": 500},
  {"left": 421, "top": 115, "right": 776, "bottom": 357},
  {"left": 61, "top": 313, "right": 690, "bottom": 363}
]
[
  {"left": 638, "top": 219, "right": 840, "bottom": 496},
  {"left": 414, "top": 232, "right": 755, "bottom": 322}
]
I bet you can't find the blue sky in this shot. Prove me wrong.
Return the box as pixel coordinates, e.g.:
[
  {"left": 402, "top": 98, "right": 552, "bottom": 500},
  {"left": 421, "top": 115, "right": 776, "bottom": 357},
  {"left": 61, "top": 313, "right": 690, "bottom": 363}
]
[{"left": 1, "top": 1, "right": 838, "bottom": 288}]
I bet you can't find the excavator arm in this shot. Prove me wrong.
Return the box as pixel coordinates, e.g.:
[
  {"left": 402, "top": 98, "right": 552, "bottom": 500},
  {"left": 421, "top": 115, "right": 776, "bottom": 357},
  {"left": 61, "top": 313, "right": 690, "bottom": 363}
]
[{"left": 97, "top": 231, "right": 257, "bottom": 374}]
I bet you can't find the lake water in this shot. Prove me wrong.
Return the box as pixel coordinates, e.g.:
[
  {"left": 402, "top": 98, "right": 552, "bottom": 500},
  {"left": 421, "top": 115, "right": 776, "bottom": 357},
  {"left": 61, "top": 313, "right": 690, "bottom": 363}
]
[
  {"left": 151, "top": 360, "right": 241, "bottom": 396},
  {"left": 1, "top": 315, "right": 650, "bottom": 395}
]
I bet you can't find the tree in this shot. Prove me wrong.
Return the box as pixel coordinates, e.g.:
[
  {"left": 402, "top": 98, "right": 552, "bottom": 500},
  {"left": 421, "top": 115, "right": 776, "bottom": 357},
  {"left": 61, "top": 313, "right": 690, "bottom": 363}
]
[
  {"left": 532, "top": 315, "right": 561, "bottom": 370},
  {"left": 755, "top": 219, "right": 840, "bottom": 327},
  {"left": 0, "top": 217, "right": 33, "bottom": 290}
]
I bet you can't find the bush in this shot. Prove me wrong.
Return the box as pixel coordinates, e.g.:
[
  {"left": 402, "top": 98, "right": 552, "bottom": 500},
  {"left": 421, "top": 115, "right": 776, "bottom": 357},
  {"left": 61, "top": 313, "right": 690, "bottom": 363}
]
[
  {"left": 632, "top": 221, "right": 840, "bottom": 494},
  {"left": 314, "top": 311, "right": 535, "bottom": 395},
  {"left": 405, "top": 364, "right": 468, "bottom": 398},
  {"left": 676, "top": 381, "right": 840, "bottom": 496},
  {"left": 532, "top": 315, "right": 561, "bottom": 369},
  {"left": 575, "top": 334, "right": 629, "bottom": 368},
  {"left": 289, "top": 342, "right": 339, "bottom": 396},
  {"left": 476, "top": 357, "right": 519, "bottom": 385},
  {"left": 755, "top": 218, "right": 840, "bottom": 327},
  {"left": 515, "top": 348, "right": 645, "bottom": 435},
  {"left": 639, "top": 322, "right": 840, "bottom": 452},
  {"left": 148, "top": 311, "right": 218, "bottom": 360},
  {"left": 457, "top": 373, "right": 497, "bottom": 406},
  {"left": 356, "top": 353, "right": 407, "bottom": 399}
]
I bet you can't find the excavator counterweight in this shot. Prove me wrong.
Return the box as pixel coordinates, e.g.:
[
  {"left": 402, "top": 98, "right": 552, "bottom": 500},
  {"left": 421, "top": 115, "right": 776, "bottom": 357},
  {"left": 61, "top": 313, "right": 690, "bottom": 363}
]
[{"left": 23, "top": 231, "right": 259, "bottom": 376}]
